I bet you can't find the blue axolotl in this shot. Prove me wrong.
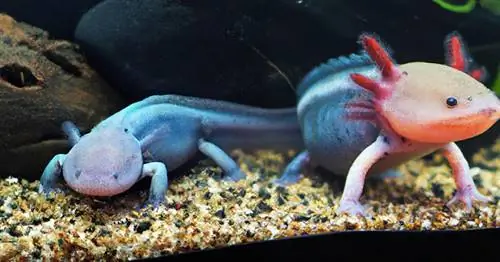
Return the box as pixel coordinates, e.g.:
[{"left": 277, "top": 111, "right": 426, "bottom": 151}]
[
  {"left": 38, "top": 95, "right": 304, "bottom": 207},
  {"left": 274, "top": 31, "right": 500, "bottom": 215}
]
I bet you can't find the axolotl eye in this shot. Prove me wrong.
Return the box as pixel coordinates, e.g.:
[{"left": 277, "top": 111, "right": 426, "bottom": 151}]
[{"left": 446, "top": 96, "right": 458, "bottom": 108}]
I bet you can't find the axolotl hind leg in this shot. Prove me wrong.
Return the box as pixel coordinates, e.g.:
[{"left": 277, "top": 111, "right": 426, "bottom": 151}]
[
  {"left": 197, "top": 138, "right": 246, "bottom": 181},
  {"left": 273, "top": 150, "right": 311, "bottom": 186}
]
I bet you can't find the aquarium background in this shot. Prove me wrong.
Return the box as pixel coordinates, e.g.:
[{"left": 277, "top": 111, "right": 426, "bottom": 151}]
[{"left": 0, "top": 0, "right": 498, "bottom": 260}]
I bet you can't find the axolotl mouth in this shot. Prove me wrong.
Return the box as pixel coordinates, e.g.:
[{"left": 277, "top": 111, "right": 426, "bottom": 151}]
[
  {"left": 479, "top": 107, "right": 500, "bottom": 119},
  {"left": 435, "top": 106, "right": 499, "bottom": 139},
  {"left": 392, "top": 100, "right": 500, "bottom": 144},
  {"left": 64, "top": 170, "right": 137, "bottom": 197}
]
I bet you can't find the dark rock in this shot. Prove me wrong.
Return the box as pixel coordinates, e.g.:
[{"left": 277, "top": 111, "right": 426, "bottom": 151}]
[
  {"left": 0, "top": 14, "right": 125, "bottom": 179},
  {"left": 74, "top": 0, "right": 341, "bottom": 108},
  {"left": 0, "top": 0, "right": 104, "bottom": 40}
]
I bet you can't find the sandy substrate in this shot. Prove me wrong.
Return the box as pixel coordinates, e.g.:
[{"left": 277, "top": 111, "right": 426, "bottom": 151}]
[{"left": 0, "top": 139, "right": 498, "bottom": 260}]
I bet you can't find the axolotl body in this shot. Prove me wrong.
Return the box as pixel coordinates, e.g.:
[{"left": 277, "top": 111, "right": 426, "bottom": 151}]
[
  {"left": 38, "top": 95, "right": 304, "bottom": 207},
  {"left": 274, "top": 32, "right": 500, "bottom": 215}
]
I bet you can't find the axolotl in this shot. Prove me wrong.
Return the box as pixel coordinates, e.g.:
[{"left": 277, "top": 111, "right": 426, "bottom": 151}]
[
  {"left": 38, "top": 95, "right": 304, "bottom": 208},
  {"left": 274, "top": 31, "right": 500, "bottom": 215}
]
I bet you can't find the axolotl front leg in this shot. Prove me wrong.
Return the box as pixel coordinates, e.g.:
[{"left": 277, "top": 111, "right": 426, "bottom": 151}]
[
  {"left": 39, "top": 156, "right": 169, "bottom": 208},
  {"left": 337, "top": 132, "right": 490, "bottom": 215},
  {"left": 38, "top": 154, "right": 67, "bottom": 195},
  {"left": 140, "top": 134, "right": 249, "bottom": 206},
  {"left": 38, "top": 121, "right": 80, "bottom": 194},
  {"left": 139, "top": 162, "right": 169, "bottom": 208}
]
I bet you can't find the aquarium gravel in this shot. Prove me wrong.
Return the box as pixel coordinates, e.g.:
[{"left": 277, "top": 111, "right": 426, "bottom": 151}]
[{"left": 0, "top": 139, "right": 498, "bottom": 260}]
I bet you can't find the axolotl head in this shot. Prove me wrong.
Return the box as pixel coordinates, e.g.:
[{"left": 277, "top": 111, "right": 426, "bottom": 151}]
[
  {"left": 62, "top": 126, "right": 144, "bottom": 197},
  {"left": 350, "top": 32, "right": 499, "bottom": 144}
]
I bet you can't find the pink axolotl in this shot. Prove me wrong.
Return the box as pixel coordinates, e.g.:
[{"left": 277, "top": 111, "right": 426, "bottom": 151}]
[{"left": 274, "top": 31, "right": 500, "bottom": 215}]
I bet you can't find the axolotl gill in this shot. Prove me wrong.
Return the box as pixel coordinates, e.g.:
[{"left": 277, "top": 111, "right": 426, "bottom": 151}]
[
  {"left": 38, "top": 95, "right": 304, "bottom": 208},
  {"left": 274, "top": 31, "right": 500, "bottom": 215}
]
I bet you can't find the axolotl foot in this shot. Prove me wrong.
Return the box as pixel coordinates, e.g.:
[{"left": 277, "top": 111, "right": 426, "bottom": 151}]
[
  {"left": 38, "top": 185, "right": 65, "bottom": 197},
  {"left": 336, "top": 198, "right": 366, "bottom": 216},
  {"left": 221, "top": 167, "right": 246, "bottom": 182},
  {"left": 273, "top": 150, "right": 310, "bottom": 186},
  {"left": 446, "top": 186, "right": 492, "bottom": 211},
  {"left": 441, "top": 143, "right": 493, "bottom": 212},
  {"left": 272, "top": 171, "right": 302, "bottom": 187},
  {"left": 137, "top": 196, "right": 166, "bottom": 210}
]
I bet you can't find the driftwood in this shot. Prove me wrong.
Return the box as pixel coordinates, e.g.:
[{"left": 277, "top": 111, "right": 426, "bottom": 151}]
[{"left": 0, "top": 14, "right": 125, "bottom": 179}]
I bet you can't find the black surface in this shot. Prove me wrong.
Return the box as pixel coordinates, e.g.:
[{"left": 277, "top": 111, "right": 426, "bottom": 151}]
[
  {"left": 74, "top": 0, "right": 305, "bottom": 108},
  {"left": 0, "top": 0, "right": 103, "bottom": 40},
  {"left": 143, "top": 228, "right": 499, "bottom": 261}
]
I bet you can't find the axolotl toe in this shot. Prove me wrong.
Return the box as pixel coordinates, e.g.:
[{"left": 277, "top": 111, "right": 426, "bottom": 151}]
[
  {"left": 275, "top": 31, "right": 499, "bottom": 216},
  {"left": 38, "top": 95, "right": 303, "bottom": 208}
]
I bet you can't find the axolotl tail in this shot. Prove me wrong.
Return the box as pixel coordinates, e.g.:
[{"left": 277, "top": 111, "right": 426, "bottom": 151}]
[
  {"left": 198, "top": 102, "right": 306, "bottom": 153},
  {"left": 123, "top": 94, "right": 306, "bottom": 154}
]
